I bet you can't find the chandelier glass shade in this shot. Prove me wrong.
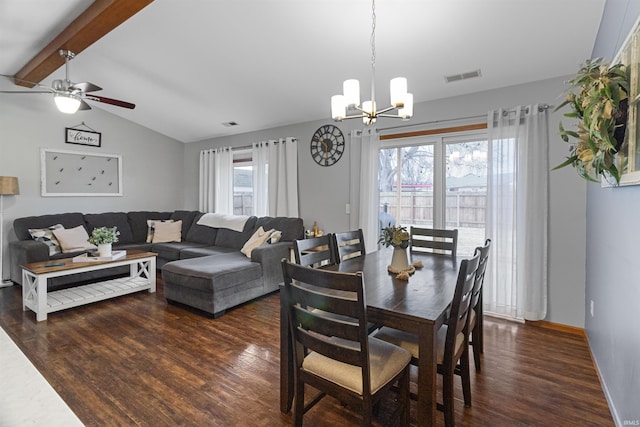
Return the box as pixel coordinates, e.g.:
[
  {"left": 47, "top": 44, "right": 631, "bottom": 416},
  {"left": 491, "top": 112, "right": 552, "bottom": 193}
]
[
  {"left": 331, "top": 0, "right": 413, "bottom": 125},
  {"left": 54, "top": 93, "right": 81, "bottom": 114}
]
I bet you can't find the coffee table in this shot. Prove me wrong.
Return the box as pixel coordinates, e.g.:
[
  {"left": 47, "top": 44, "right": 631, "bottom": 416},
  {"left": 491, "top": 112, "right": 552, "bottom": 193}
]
[{"left": 21, "top": 250, "right": 157, "bottom": 321}]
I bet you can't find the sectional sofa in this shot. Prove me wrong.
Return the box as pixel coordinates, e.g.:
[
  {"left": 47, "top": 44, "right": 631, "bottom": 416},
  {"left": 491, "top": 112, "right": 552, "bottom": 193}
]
[{"left": 10, "top": 210, "right": 303, "bottom": 317}]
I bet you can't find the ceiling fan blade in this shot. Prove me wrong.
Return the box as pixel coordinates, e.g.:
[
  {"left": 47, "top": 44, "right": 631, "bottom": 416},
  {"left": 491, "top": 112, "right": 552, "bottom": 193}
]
[
  {"left": 79, "top": 99, "right": 92, "bottom": 110},
  {"left": 71, "top": 82, "right": 102, "bottom": 93},
  {"left": 1, "top": 74, "right": 55, "bottom": 92},
  {"left": 0, "top": 90, "right": 52, "bottom": 94},
  {"left": 85, "top": 95, "right": 135, "bottom": 109}
]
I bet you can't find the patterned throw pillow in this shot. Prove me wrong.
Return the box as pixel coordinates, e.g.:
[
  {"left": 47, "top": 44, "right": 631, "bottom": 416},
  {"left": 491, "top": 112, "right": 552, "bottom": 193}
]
[
  {"left": 146, "top": 219, "right": 175, "bottom": 243},
  {"left": 28, "top": 224, "right": 64, "bottom": 256}
]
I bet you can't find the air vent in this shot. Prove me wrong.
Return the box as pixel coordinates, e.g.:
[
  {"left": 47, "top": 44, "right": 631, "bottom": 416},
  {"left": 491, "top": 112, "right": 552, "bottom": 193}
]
[
  {"left": 222, "top": 121, "right": 239, "bottom": 127},
  {"left": 444, "top": 69, "right": 482, "bottom": 83}
]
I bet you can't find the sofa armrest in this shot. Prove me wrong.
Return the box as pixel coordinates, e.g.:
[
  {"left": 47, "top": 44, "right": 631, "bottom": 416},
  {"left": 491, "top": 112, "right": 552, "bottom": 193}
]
[
  {"left": 251, "top": 242, "right": 291, "bottom": 287},
  {"left": 9, "top": 240, "right": 50, "bottom": 284}
]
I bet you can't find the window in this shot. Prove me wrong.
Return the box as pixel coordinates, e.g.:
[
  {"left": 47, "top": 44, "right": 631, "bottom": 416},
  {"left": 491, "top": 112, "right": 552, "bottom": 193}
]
[
  {"left": 379, "top": 131, "right": 488, "bottom": 256},
  {"left": 233, "top": 150, "right": 254, "bottom": 216}
]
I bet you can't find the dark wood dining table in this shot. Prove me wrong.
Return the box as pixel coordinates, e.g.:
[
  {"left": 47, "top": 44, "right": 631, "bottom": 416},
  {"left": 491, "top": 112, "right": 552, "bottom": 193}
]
[{"left": 279, "top": 247, "right": 462, "bottom": 427}]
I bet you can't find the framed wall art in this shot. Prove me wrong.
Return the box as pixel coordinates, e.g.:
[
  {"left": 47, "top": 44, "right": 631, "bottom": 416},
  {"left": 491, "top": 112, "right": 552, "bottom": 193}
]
[
  {"left": 41, "top": 148, "right": 123, "bottom": 196},
  {"left": 65, "top": 122, "right": 102, "bottom": 147}
]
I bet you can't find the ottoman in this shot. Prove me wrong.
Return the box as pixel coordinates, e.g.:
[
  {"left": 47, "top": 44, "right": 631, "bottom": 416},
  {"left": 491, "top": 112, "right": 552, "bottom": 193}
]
[{"left": 162, "top": 252, "right": 264, "bottom": 318}]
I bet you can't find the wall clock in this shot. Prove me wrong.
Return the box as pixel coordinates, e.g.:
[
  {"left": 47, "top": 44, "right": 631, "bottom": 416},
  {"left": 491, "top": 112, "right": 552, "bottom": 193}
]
[{"left": 310, "top": 125, "right": 345, "bottom": 167}]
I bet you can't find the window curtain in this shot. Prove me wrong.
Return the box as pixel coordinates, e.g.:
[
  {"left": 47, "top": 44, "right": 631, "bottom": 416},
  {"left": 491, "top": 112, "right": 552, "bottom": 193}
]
[
  {"left": 349, "top": 128, "right": 380, "bottom": 253},
  {"left": 485, "top": 105, "right": 549, "bottom": 320},
  {"left": 252, "top": 137, "right": 299, "bottom": 217},
  {"left": 198, "top": 147, "right": 233, "bottom": 213}
]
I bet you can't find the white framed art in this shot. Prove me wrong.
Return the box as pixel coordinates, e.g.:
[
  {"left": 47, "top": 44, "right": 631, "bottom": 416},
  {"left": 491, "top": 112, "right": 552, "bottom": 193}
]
[{"left": 41, "top": 148, "right": 123, "bottom": 196}]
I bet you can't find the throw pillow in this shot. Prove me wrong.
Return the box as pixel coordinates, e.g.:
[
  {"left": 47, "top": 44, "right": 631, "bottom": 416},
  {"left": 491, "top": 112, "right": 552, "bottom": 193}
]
[
  {"left": 152, "top": 220, "right": 182, "bottom": 243},
  {"left": 268, "top": 230, "right": 282, "bottom": 244},
  {"left": 52, "top": 225, "right": 98, "bottom": 253},
  {"left": 241, "top": 226, "right": 275, "bottom": 258},
  {"left": 28, "top": 224, "right": 64, "bottom": 256},
  {"left": 146, "top": 219, "right": 175, "bottom": 243}
]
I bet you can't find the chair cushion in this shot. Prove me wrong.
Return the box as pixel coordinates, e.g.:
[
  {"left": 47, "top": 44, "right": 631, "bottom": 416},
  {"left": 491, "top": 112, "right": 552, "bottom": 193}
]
[
  {"left": 301, "top": 336, "right": 411, "bottom": 395},
  {"left": 373, "top": 326, "right": 465, "bottom": 364}
]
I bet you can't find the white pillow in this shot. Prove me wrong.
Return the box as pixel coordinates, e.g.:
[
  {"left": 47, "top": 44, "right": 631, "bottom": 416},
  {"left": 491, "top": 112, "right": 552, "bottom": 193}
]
[
  {"left": 146, "top": 219, "right": 174, "bottom": 243},
  {"left": 241, "top": 226, "right": 275, "bottom": 258},
  {"left": 268, "top": 230, "right": 282, "bottom": 244},
  {"left": 152, "top": 220, "right": 182, "bottom": 243},
  {"left": 52, "top": 226, "right": 97, "bottom": 253}
]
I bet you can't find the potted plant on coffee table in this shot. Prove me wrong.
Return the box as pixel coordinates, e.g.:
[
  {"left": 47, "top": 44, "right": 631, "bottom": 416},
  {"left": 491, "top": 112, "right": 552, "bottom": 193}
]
[
  {"left": 554, "top": 58, "right": 630, "bottom": 183},
  {"left": 88, "top": 226, "right": 120, "bottom": 257}
]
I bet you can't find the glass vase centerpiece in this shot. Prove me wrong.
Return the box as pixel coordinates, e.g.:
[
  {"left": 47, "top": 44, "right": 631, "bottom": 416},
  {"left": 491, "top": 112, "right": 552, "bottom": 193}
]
[{"left": 378, "top": 225, "right": 414, "bottom": 274}]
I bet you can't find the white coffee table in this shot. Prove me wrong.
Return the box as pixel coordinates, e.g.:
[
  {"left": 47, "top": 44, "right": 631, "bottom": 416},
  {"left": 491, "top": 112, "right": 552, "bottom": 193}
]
[{"left": 21, "top": 250, "right": 157, "bottom": 321}]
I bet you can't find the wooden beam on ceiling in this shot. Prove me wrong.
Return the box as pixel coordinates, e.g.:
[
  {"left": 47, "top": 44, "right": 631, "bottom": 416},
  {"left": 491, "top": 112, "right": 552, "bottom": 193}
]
[{"left": 14, "top": 0, "right": 154, "bottom": 87}]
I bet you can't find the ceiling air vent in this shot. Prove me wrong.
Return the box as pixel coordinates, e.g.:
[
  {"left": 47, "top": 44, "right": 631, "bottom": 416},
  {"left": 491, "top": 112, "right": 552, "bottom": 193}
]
[
  {"left": 222, "top": 121, "right": 239, "bottom": 127},
  {"left": 444, "top": 69, "right": 482, "bottom": 83}
]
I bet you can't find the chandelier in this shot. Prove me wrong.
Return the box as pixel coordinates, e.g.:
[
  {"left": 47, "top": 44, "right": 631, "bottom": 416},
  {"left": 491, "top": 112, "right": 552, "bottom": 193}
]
[{"left": 331, "top": 0, "right": 413, "bottom": 125}]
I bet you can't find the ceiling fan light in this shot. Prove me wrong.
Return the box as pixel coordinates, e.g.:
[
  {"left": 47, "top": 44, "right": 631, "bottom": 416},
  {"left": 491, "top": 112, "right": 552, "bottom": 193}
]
[
  {"left": 331, "top": 95, "right": 347, "bottom": 121},
  {"left": 390, "top": 77, "right": 408, "bottom": 107},
  {"left": 343, "top": 79, "right": 360, "bottom": 108},
  {"left": 54, "top": 93, "right": 81, "bottom": 114},
  {"left": 399, "top": 93, "right": 413, "bottom": 120}
]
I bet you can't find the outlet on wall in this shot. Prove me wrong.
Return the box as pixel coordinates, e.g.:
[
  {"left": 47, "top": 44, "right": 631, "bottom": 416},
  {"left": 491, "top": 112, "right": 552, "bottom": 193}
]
[
  {"left": 345, "top": 203, "right": 350, "bottom": 214},
  {"left": 590, "top": 300, "right": 594, "bottom": 317}
]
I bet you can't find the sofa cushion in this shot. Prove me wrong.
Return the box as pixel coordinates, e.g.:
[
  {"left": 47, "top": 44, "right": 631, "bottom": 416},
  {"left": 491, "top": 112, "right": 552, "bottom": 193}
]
[
  {"left": 84, "top": 212, "right": 134, "bottom": 244},
  {"left": 240, "top": 226, "right": 274, "bottom": 257},
  {"left": 254, "top": 216, "right": 304, "bottom": 242},
  {"left": 185, "top": 212, "right": 218, "bottom": 245},
  {"left": 53, "top": 225, "right": 97, "bottom": 253},
  {"left": 214, "top": 216, "right": 257, "bottom": 249},
  {"left": 128, "top": 211, "right": 172, "bottom": 242},
  {"left": 152, "top": 242, "right": 210, "bottom": 260},
  {"left": 170, "top": 210, "right": 200, "bottom": 239},
  {"left": 15, "top": 213, "right": 86, "bottom": 241},
  {"left": 162, "top": 253, "right": 262, "bottom": 292},
  {"left": 179, "top": 246, "right": 236, "bottom": 259}
]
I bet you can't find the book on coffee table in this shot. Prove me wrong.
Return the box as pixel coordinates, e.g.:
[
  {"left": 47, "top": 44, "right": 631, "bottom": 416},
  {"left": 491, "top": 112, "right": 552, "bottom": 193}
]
[{"left": 72, "top": 250, "right": 127, "bottom": 263}]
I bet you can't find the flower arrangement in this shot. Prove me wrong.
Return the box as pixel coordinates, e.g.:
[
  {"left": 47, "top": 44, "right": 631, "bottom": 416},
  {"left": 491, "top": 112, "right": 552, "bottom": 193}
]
[
  {"left": 555, "top": 58, "right": 629, "bottom": 183},
  {"left": 378, "top": 225, "right": 410, "bottom": 249},
  {"left": 88, "top": 226, "right": 120, "bottom": 245}
]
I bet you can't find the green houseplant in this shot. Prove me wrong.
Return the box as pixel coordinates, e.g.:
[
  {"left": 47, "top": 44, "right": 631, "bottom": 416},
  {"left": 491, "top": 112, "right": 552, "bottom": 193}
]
[
  {"left": 555, "top": 58, "right": 630, "bottom": 183},
  {"left": 88, "top": 226, "right": 120, "bottom": 245}
]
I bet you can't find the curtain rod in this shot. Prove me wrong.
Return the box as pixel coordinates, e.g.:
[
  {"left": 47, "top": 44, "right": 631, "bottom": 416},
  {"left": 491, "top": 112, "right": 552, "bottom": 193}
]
[{"left": 378, "top": 103, "right": 552, "bottom": 133}]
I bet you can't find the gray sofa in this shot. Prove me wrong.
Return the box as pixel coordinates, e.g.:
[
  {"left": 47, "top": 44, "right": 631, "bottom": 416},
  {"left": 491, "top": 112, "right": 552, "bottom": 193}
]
[{"left": 10, "top": 211, "right": 303, "bottom": 317}]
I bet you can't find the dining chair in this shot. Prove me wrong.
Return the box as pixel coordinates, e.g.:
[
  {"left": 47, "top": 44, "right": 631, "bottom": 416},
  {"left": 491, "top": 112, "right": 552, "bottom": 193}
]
[
  {"left": 410, "top": 226, "right": 458, "bottom": 257},
  {"left": 281, "top": 259, "right": 412, "bottom": 427},
  {"left": 292, "top": 235, "right": 337, "bottom": 267},
  {"left": 468, "top": 238, "right": 491, "bottom": 371},
  {"left": 374, "top": 251, "right": 481, "bottom": 427},
  {"left": 333, "top": 229, "right": 366, "bottom": 262}
]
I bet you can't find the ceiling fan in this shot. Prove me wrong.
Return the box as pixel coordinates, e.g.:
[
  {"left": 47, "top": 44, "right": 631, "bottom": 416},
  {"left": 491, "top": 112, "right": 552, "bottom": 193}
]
[{"left": 0, "top": 49, "right": 135, "bottom": 114}]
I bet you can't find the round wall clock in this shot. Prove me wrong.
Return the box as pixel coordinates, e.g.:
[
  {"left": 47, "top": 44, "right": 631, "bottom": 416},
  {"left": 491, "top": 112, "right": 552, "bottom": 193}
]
[{"left": 310, "top": 125, "right": 345, "bottom": 167}]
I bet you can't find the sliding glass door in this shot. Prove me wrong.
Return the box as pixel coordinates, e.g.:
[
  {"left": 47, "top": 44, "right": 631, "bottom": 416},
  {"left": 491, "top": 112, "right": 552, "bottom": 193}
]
[{"left": 379, "top": 133, "right": 487, "bottom": 256}]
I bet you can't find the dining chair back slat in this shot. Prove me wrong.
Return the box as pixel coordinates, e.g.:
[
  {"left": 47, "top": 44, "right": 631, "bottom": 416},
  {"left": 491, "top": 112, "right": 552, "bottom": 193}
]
[
  {"left": 334, "top": 229, "right": 366, "bottom": 262},
  {"left": 410, "top": 227, "right": 458, "bottom": 256},
  {"left": 293, "top": 235, "right": 337, "bottom": 267},
  {"left": 469, "top": 238, "right": 491, "bottom": 371}
]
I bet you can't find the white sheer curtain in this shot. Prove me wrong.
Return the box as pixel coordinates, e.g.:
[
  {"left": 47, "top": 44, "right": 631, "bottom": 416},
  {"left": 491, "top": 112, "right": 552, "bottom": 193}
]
[
  {"left": 485, "top": 105, "right": 549, "bottom": 320},
  {"left": 349, "top": 128, "right": 380, "bottom": 253},
  {"left": 198, "top": 147, "right": 233, "bottom": 213},
  {"left": 252, "top": 137, "right": 299, "bottom": 217}
]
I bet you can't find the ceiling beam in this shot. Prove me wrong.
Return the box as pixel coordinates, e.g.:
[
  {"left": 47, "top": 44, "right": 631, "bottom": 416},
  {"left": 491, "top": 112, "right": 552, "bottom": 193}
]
[{"left": 14, "top": 0, "right": 154, "bottom": 87}]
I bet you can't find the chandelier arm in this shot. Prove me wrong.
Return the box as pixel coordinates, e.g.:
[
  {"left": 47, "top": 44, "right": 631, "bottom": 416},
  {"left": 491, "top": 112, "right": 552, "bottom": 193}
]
[
  {"left": 377, "top": 113, "right": 406, "bottom": 119},
  {"left": 375, "top": 105, "right": 397, "bottom": 115}
]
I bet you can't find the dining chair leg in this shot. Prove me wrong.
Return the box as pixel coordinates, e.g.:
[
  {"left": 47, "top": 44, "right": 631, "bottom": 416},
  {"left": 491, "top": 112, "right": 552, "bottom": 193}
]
[
  {"left": 461, "top": 348, "right": 472, "bottom": 407},
  {"left": 399, "top": 365, "right": 410, "bottom": 426},
  {"left": 293, "top": 380, "right": 305, "bottom": 427},
  {"left": 472, "top": 325, "right": 482, "bottom": 372},
  {"left": 443, "top": 365, "right": 455, "bottom": 427}
]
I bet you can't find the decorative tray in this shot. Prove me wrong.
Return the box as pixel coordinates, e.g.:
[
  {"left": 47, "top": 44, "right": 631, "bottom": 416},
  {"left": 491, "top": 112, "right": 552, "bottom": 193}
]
[{"left": 72, "top": 250, "right": 126, "bottom": 263}]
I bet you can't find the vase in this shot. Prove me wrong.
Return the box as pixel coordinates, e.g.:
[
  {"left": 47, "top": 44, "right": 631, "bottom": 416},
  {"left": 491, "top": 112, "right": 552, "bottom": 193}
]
[
  {"left": 97, "top": 243, "right": 112, "bottom": 257},
  {"left": 389, "top": 246, "right": 410, "bottom": 272}
]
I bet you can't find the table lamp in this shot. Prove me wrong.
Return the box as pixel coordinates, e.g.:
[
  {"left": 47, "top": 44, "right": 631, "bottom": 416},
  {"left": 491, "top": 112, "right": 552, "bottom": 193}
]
[{"left": 0, "top": 176, "right": 19, "bottom": 287}]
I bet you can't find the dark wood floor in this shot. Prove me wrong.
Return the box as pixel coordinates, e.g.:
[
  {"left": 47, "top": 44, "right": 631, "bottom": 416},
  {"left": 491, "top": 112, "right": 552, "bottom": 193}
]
[{"left": 0, "top": 277, "right": 613, "bottom": 426}]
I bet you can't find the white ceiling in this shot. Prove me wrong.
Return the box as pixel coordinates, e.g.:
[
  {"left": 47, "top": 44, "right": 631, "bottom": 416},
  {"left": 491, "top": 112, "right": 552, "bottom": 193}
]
[{"left": 0, "top": 0, "right": 606, "bottom": 143}]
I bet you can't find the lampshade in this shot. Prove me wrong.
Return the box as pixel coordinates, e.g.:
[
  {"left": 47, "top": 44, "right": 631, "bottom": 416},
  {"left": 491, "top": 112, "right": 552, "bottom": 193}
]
[
  {"left": 54, "top": 93, "right": 81, "bottom": 114},
  {"left": 0, "top": 176, "right": 19, "bottom": 195},
  {"left": 390, "top": 77, "right": 407, "bottom": 107}
]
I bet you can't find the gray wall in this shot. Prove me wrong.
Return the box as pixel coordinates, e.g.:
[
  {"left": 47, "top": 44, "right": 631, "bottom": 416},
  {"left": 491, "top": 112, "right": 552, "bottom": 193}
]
[
  {"left": 588, "top": 1, "right": 640, "bottom": 425},
  {"left": 184, "top": 75, "right": 588, "bottom": 329},
  {"left": 0, "top": 94, "right": 184, "bottom": 279}
]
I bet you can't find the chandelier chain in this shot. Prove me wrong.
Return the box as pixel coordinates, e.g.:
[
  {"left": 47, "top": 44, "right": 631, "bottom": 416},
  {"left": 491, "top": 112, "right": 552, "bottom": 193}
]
[{"left": 370, "top": 0, "right": 376, "bottom": 107}]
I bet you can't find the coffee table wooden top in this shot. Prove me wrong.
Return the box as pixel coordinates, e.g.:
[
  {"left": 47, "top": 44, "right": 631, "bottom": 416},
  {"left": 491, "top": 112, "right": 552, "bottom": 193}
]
[{"left": 22, "top": 250, "right": 157, "bottom": 275}]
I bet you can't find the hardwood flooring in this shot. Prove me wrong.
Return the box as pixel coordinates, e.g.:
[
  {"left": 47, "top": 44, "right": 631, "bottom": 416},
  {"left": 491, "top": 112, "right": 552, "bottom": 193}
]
[{"left": 0, "top": 277, "right": 613, "bottom": 426}]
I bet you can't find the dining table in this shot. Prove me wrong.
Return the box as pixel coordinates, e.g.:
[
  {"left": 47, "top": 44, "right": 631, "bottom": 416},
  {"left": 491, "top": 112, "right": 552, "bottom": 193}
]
[{"left": 279, "top": 246, "right": 462, "bottom": 427}]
